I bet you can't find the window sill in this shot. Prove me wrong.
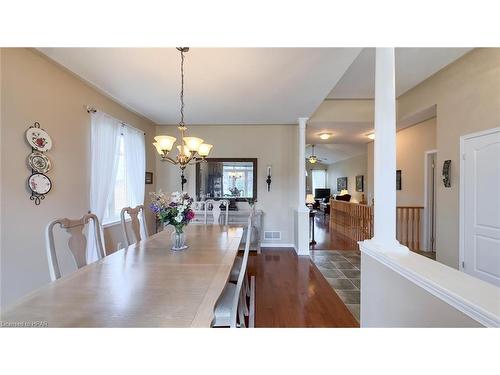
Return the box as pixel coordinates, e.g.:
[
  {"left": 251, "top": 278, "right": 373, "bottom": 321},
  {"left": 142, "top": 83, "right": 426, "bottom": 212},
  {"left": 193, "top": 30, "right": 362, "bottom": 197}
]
[{"left": 102, "top": 218, "right": 130, "bottom": 229}]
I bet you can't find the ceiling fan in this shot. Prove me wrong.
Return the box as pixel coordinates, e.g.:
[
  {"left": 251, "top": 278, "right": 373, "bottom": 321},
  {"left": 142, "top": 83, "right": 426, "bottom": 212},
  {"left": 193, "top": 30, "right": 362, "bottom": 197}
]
[{"left": 307, "top": 145, "right": 325, "bottom": 164}]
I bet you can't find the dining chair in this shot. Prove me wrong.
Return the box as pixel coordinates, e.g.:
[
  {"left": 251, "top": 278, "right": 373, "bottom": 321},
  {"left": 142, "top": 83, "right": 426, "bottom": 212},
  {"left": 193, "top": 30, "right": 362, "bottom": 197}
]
[
  {"left": 212, "top": 213, "right": 253, "bottom": 328},
  {"left": 191, "top": 201, "right": 207, "bottom": 224},
  {"left": 120, "top": 205, "right": 149, "bottom": 246},
  {"left": 205, "top": 199, "right": 229, "bottom": 225},
  {"left": 45, "top": 213, "right": 105, "bottom": 281}
]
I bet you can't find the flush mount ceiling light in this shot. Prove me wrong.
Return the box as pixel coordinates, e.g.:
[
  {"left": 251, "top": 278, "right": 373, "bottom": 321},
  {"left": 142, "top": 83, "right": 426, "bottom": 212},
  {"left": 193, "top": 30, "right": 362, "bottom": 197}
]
[
  {"left": 154, "top": 48, "right": 213, "bottom": 177},
  {"left": 319, "top": 133, "right": 332, "bottom": 140}
]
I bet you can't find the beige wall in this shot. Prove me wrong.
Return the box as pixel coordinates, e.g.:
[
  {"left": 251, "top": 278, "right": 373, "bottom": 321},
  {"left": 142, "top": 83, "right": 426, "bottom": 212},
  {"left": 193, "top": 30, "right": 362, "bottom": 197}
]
[
  {"left": 397, "top": 48, "right": 500, "bottom": 268},
  {"left": 155, "top": 124, "right": 299, "bottom": 245},
  {"left": 0, "top": 48, "right": 157, "bottom": 308},
  {"left": 306, "top": 161, "right": 328, "bottom": 195},
  {"left": 327, "top": 154, "right": 367, "bottom": 203},
  {"left": 367, "top": 117, "right": 437, "bottom": 206}
]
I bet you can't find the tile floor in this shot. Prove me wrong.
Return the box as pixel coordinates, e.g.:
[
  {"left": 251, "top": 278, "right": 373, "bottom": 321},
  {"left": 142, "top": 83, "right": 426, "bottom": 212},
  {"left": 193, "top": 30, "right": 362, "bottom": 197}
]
[{"left": 310, "top": 250, "right": 361, "bottom": 322}]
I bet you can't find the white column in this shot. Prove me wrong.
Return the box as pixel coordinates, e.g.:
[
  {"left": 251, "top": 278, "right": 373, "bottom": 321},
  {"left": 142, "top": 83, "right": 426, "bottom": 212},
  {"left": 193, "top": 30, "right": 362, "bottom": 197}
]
[
  {"left": 365, "top": 48, "right": 407, "bottom": 254},
  {"left": 298, "top": 117, "right": 308, "bottom": 208},
  {"left": 295, "top": 117, "right": 310, "bottom": 256}
]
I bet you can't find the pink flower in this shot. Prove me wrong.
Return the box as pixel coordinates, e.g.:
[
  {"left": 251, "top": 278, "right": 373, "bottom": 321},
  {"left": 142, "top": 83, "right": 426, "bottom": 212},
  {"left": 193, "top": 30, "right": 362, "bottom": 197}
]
[{"left": 185, "top": 210, "right": 195, "bottom": 221}]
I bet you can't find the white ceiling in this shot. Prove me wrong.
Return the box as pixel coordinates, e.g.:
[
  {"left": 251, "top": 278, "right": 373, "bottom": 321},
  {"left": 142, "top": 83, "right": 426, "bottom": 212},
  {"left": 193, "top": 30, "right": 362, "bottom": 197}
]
[
  {"left": 38, "top": 48, "right": 361, "bottom": 124},
  {"left": 328, "top": 47, "right": 472, "bottom": 99},
  {"left": 306, "top": 144, "right": 367, "bottom": 165}
]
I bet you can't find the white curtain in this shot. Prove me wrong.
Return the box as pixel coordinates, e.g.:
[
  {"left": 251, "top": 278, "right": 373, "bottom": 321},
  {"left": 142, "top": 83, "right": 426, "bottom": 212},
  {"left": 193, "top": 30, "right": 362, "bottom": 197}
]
[
  {"left": 88, "top": 112, "right": 121, "bottom": 263},
  {"left": 123, "top": 125, "right": 146, "bottom": 238},
  {"left": 312, "top": 169, "right": 327, "bottom": 196}
]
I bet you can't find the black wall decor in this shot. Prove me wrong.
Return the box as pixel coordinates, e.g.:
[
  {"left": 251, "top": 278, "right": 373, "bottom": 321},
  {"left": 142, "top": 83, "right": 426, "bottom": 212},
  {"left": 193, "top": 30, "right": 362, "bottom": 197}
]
[
  {"left": 266, "top": 166, "right": 272, "bottom": 192},
  {"left": 442, "top": 160, "right": 451, "bottom": 187},
  {"left": 396, "top": 170, "right": 402, "bottom": 190}
]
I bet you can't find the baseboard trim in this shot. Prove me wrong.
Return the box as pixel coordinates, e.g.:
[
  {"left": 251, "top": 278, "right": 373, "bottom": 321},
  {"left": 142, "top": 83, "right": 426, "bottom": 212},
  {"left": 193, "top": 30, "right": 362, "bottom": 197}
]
[{"left": 260, "top": 242, "right": 296, "bottom": 249}]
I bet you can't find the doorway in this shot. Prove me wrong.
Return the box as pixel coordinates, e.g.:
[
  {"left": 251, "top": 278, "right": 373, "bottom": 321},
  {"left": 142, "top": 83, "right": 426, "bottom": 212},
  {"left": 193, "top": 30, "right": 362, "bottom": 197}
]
[
  {"left": 460, "top": 127, "right": 500, "bottom": 286},
  {"left": 424, "top": 150, "right": 437, "bottom": 253}
]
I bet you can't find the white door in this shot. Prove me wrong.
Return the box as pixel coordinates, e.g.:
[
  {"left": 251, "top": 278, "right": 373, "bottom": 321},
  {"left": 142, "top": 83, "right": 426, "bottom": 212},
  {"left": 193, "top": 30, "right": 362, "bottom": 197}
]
[{"left": 461, "top": 128, "right": 500, "bottom": 286}]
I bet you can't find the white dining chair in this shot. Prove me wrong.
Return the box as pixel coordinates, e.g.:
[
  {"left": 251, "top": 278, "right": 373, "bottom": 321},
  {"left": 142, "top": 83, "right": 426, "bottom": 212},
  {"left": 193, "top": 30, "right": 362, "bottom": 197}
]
[
  {"left": 191, "top": 201, "right": 207, "bottom": 224},
  {"left": 45, "top": 213, "right": 105, "bottom": 281},
  {"left": 212, "top": 213, "right": 253, "bottom": 328},
  {"left": 205, "top": 199, "right": 229, "bottom": 225},
  {"left": 120, "top": 205, "right": 149, "bottom": 246}
]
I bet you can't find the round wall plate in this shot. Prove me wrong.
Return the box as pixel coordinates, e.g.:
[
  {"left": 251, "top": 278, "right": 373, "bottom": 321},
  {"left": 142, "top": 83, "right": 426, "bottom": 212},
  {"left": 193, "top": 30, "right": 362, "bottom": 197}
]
[
  {"left": 28, "top": 173, "right": 52, "bottom": 195},
  {"left": 27, "top": 152, "right": 52, "bottom": 173},
  {"left": 26, "top": 127, "right": 52, "bottom": 151}
]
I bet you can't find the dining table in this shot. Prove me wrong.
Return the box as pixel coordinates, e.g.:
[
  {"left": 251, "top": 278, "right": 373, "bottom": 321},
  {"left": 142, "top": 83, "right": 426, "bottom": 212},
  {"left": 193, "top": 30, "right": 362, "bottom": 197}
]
[{"left": 1, "top": 224, "right": 244, "bottom": 327}]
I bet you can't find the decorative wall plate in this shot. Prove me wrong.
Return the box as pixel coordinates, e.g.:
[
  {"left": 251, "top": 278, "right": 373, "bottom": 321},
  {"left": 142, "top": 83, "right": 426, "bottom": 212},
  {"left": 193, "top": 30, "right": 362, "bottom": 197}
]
[
  {"left": 26, "top": 127, "right": 52, "bottom": 151},
  {"left": 27, "top": 152, "right": 51, "bottom": 173},
  {"left": 28, "top": 173, "right": 52, "bottom": 195}
]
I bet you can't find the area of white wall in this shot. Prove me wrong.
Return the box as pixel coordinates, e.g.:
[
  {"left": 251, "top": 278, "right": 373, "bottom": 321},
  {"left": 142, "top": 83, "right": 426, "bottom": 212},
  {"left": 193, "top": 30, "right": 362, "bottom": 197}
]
[
  {"left": 366, "top": 117, "right": 437, "bottom": 206},
  {"left": 360, "top": 253, "right": 484, "bottom": 327},
  {"left": 397, "top": 48, "right": 500, "bottom": 269},
  {"left": 327, "top": 153, "right": 367, "bottom": 203},
  {"left": 0, "top": 48, "right": 157, "bottom": 308},
  {"left": 154, "top": 124, "right": 299, "bottom": 246}
]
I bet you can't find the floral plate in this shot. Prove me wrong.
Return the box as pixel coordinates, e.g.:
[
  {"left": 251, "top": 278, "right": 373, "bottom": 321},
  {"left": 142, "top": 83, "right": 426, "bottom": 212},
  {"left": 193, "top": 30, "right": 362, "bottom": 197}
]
[
  {"left": 26, "top": 127, "right": 52, "bottom": 152},
  {"left": 27, "top": 152, "right": 52, "bottom": 173}
]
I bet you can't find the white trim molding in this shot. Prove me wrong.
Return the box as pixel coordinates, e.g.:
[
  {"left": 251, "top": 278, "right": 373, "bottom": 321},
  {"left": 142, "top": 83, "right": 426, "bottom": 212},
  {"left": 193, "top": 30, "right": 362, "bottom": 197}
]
[
  {"left": 422, "top": 149, "right": 438, "bottom": 253},
  {"left": 260, "top": 243, "right": 296, "bottom": 249},
  {"left": 360, "top": 240, "right": 500, "bottom": 327}
]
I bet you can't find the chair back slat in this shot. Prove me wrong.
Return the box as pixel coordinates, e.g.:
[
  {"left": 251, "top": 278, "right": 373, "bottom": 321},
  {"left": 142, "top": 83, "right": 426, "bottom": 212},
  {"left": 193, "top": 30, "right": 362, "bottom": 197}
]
[
  {"left": 45, "top": 213, "right": 105, "bottom": 281},
  {"left": 205, "top": 199, "right": 229, "bottom": 225},
  {"left": 229, "top": 210, "right": 254, "bottom": 328},
  {"left": 120, "top": 205, "right": 148, "bottom": 247}
]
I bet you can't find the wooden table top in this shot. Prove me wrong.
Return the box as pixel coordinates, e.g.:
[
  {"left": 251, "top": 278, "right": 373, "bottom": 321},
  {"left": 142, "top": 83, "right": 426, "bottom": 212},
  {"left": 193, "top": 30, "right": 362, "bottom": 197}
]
[{"left": 1, "top": 225, "right": 243, "bottom": 327}]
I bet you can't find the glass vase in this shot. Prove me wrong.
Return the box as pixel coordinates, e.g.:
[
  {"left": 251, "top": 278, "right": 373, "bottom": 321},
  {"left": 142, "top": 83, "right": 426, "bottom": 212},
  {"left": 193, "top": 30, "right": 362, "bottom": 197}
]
[{"left": 170, "top": 228, "right": 188, "bottom": 251}]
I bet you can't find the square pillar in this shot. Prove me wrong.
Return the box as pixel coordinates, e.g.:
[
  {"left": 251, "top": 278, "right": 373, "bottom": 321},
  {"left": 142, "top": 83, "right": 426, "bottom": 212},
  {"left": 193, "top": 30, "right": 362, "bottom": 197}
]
[
  {"left": 296, "top": 117, "right": 310, "bottom": 256},
  {"left": 361, "top": 48, "right": 407, "bottom": 254}
]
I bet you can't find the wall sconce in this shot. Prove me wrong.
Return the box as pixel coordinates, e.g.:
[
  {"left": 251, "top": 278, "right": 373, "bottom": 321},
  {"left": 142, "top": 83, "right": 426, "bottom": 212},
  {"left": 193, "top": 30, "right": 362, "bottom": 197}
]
[
  {"left": 266, "top": 166, "right": 272, "bottom": 192},
  {"left": 442, "top": 160, "right": 451, "bottom": 187}
]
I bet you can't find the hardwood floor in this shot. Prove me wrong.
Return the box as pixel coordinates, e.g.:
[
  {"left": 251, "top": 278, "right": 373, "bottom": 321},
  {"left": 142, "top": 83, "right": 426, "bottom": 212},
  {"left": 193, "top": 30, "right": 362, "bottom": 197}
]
[
  {"left": 247, "top": 249, "right": 359, "bottom": 327},
  {"left": 310, "top": 213, "right": 358, "bottom": 251}
]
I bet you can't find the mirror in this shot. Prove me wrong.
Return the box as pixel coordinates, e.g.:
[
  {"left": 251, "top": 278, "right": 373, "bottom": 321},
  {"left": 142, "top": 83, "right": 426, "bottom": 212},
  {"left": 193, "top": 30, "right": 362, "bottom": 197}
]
[{"left": 195, "top": 158, "right": 257, "bottom": 201}]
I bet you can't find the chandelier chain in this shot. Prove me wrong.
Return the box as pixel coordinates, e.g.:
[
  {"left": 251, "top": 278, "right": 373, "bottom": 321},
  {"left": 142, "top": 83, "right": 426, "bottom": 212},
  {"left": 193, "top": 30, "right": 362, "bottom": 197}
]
[{"left": 179, "top": 48, "right": 185, "bottom": 126}]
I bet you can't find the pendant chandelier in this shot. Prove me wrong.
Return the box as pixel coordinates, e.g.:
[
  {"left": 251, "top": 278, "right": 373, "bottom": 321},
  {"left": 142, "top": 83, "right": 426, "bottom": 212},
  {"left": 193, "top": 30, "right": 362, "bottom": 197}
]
[{"left": 153, "top": 47, "right": 213, "bottom": 172}]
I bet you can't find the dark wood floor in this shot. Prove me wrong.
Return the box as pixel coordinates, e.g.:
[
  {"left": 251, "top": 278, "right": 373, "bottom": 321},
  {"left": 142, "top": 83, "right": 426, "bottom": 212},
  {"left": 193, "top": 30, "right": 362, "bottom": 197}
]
[
  {"left": 248, "top": 249, "right": 359, "bottom": 327},
  {"left": 310, "top": 214, "right": 359, "bottom": 251}
]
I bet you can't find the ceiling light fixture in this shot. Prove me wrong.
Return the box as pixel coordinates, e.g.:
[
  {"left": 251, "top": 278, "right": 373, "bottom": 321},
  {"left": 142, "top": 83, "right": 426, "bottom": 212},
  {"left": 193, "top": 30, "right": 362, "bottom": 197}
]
[
  {"left": 308, "top": 145, "right": 318, "bottom": 164},
  {"left": 319, "top": 133, "right": 332, "bottom": 140},
  {"left": 154, "top": 48, "right": 213, "bottom": 189}
]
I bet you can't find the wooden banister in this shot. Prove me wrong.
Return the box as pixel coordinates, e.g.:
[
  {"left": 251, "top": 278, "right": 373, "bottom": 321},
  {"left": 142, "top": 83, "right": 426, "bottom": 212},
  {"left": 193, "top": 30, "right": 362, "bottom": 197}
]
[{"left": 329, "top": 199, "right": 423, "bottom": 251}]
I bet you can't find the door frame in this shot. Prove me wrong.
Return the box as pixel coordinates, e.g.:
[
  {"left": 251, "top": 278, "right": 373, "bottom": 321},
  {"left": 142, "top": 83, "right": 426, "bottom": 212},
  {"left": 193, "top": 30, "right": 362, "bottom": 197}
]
[
  {"left": 459, "top": 126, "right": 500, "bottom": 272},
  {"left": 423, "top": 149, "right": 437, "bottom": 252}
]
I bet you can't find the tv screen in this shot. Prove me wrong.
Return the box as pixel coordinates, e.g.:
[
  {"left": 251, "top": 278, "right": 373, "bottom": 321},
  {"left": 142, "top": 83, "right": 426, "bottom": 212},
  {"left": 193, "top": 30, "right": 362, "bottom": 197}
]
[{"left": 314, "top": 188, "right": 331, "bottom": 200}]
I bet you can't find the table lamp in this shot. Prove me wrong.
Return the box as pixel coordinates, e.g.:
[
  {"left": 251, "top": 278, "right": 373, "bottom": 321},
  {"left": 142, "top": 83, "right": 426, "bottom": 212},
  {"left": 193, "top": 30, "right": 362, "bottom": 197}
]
[{"left": 306, "top": 194, "right": 315, "bottom": 208}]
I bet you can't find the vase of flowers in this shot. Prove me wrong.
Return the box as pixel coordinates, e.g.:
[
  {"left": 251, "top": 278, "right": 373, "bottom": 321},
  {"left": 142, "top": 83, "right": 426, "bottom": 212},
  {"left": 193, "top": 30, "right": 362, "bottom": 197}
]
[{"left": 150, "top": 191, "right": 195, "bottom": 251}]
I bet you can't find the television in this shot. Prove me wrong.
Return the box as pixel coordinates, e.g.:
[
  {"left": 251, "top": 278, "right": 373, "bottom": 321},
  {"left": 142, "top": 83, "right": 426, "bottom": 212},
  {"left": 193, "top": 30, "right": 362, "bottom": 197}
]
[{"left": 314, "top": 188, "right": 331, "bottom": 200}]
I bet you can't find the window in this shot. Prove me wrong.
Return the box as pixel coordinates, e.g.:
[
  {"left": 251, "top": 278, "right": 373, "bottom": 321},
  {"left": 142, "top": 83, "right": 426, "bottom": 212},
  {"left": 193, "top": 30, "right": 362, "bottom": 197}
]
[
  {"left": 103, "top": 135, "right": 128, "bottom": 224},
  {"left": 312, "top": 169, "right": 327, "bottom": 195}
]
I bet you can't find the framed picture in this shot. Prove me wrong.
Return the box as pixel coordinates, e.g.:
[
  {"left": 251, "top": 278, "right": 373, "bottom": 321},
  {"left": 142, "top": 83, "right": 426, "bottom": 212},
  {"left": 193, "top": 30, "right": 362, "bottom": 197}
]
[
  {"left": 356, "top": 175, "right": 364, "bottom": 192},
  {"left": 396, "top": 170, "right": 402, "bottom": 190},
  {"left": 337, "top": 177, "right": 348, "bottom": 192},
  {"left": 145, "top": 172, "right": 153, "bottom": 185}
]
